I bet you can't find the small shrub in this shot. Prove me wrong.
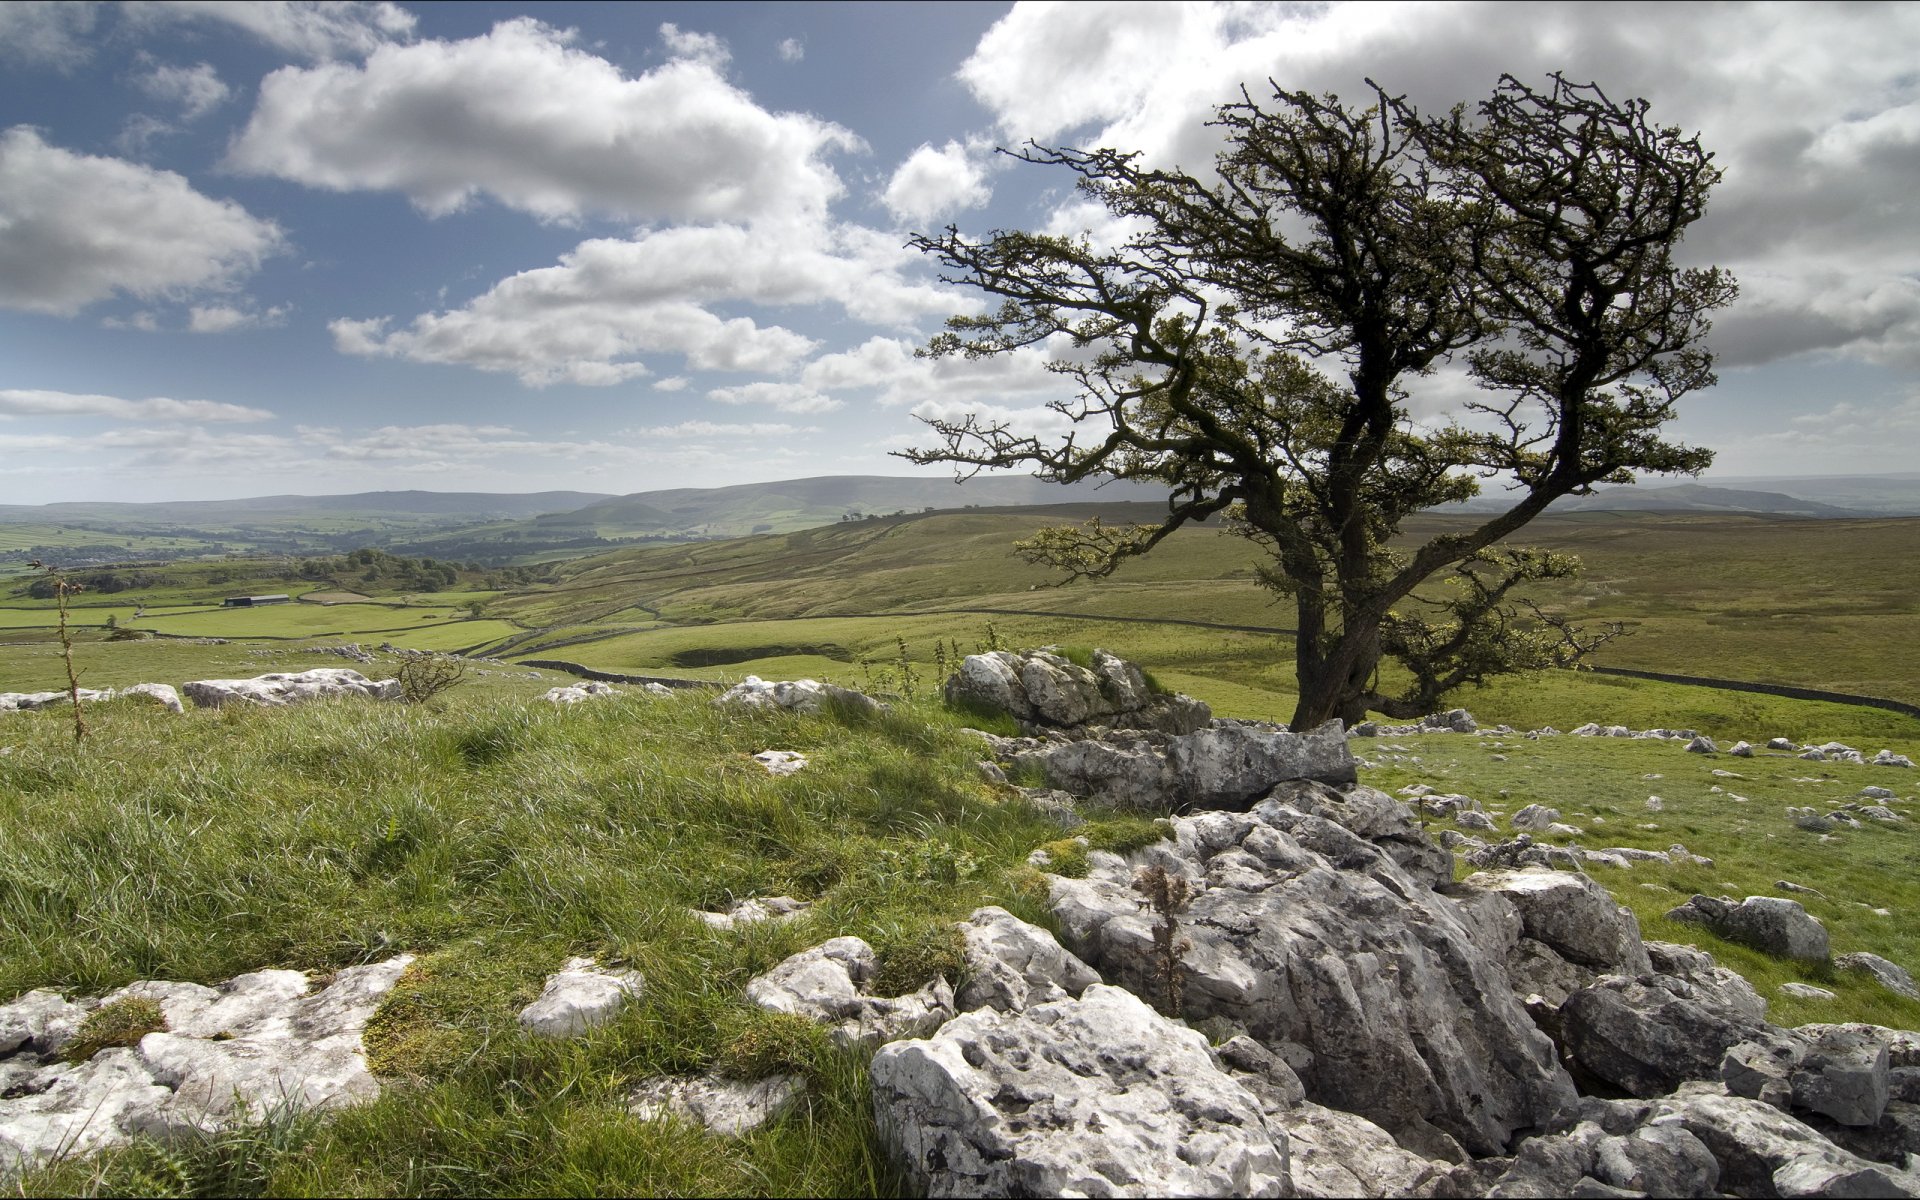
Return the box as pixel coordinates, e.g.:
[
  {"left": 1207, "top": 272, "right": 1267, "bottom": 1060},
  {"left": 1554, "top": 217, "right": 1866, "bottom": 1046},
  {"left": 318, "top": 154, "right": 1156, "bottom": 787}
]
[
  {"left": 717, "top": 1009, "right": 826, "bottom": 1080},
  {"left": 394, "top": 654, "right": 467, "bottom": 704},
  {"left": 1133, "top": 865, "right": 1192, "bottom": 1018},
  {"left": 106, "top": 626, "right": 152, "bottom": 641},
  {"left": 871, "top": 922, "right": 967, "bottom": 997},
  {"left": 64, "top": 996, "right": 168, "bottom": 1062}
]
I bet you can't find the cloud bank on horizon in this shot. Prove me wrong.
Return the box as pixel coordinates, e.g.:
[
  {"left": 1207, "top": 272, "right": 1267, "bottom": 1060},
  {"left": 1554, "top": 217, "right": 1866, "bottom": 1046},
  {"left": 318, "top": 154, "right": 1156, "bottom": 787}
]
[{"left": 0, "top": 0, "right": 1915, "bottom": 502}]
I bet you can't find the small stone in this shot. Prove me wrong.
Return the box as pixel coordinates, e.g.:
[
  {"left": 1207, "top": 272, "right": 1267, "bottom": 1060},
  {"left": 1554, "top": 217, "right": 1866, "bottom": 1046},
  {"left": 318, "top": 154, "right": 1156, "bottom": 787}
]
[
  {"left": 751, "top": 750, "right": 807, "bottom": 776},
  {"left": 1780, "top": 982, "right": 1837, "bottom": 1002},
  {"left": 1686, "top": 736, "right": 1717, "bottom": 754},
  {"left": 517, "top": 958, "right": 644, "bottom": 1039},
  {"left": 628, "top": 1073, "right": 803, "bottom": 1137}
]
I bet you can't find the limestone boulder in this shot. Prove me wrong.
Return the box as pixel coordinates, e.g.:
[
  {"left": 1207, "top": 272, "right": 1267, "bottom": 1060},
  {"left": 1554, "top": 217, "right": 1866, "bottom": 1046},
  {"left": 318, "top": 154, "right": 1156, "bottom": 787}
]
[
  {"left": 692, "top": 896, "right": 810, "bottom": 932},
  {"left": 1274, "top": 1101, "right": 1445, "bottom": 1197},
  {"left": 180, "top": 668, "right": 401, "bottom": 709},
  {"left": 712, "top": 675, "right": 882, "bottom": 716},
  {"left": 952, "top": 907, "right": 1099, "bottom": 1014},
  {"left": 1166, "top": 719, "right": 1358, "bottom": 802},
  {"left": 543, "top": 681, "right": 620, "bottom": 704},
  {"left": 1045, "top": 798, "right": 1575, "bottom": 1157},
  {"left": 1668, "top": 1084, "right": 1920, "bottom": 1198},
  {"left": 745, "top": 937, "right": 952, "bottom": 1049},
  {"left": 1667, "top": 895, "right": 1831, "bottom": 962},
  {"left": 1458, "top": 869, "right": 1653, "bottom": 976},
  {"left": 870, "top": 983, "right": 1290, "bottom": 1198},
  {"left": 1836, "top": 953, "right": 1920, "bottom": 1000},
  {"left": 945, "top": 649, "right": 1211, "bottom": 736},
  {"left": 1560, "top": 972, "right": 1773, "bottom": 1098}
]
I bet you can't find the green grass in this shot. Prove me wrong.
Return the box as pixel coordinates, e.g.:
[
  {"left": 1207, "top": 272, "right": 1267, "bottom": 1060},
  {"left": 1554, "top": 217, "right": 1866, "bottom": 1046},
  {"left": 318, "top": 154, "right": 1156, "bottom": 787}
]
[{"left": 1, "top": 689, "right": 1055, "bottom": 1195}]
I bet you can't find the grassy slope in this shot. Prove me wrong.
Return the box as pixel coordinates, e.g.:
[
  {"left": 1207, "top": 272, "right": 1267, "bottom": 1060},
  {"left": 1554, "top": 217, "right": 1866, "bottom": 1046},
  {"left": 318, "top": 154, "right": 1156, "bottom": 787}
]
[
  {"left": 1, "top": 687, "right": 1915, "bottom": 1196},
  {"left": 488, "top": 508, "right": 1920, "bottom": 704}
]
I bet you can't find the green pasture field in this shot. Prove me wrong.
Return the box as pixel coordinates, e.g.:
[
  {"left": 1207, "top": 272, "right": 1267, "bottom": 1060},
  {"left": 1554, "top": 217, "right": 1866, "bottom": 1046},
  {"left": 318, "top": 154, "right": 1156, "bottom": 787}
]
[{"left": 498, "top": 509, "right": 1920, "bottom": 704}]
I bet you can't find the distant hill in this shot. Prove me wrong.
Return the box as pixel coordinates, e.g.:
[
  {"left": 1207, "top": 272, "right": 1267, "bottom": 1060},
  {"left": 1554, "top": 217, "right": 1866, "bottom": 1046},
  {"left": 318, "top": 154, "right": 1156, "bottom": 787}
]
[
  {"left": 1447, "top": 482, "right": 1874, "bottom": 518},
  {"left": 1701, "top": 473, "right": 1920, "bottom": 516},
  {"left": 0, "top": 490, "right": 614, "bottom": 526},
  {"left": 419, "top": 474, "right": 1174, "bottom": 544}
]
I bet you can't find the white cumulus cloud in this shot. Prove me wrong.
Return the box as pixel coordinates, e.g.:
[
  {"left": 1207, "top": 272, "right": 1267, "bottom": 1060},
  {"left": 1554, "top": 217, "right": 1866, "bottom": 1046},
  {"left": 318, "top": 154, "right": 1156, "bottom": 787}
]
[
  {"left": 0, "top": 127, "right": 282, "bottom": 316},
  {"left": 0, "top": 2, "right": 102, "bottom": 71},
  {"left": 228, "top": 17, "right": 862, "bottom": 223},
  {"left": 882, "top": 140, "right": 992, "bottom": 225}
]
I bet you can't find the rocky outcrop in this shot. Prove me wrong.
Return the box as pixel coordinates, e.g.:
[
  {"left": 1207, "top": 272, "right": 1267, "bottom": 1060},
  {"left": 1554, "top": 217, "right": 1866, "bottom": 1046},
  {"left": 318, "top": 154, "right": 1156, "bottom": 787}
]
[
  {"left": 870, "top": 983, "right": 1291, "bottom": 1198},
  {"left": 713, "top": 675, "right": 882, "bottom": 717},
  {"left": 1, "top": 683, "right": 182, "bottom": 713},
  {"left": 988, "top": 720, "right": 1357, "bottom": 813},
  {"left": 1457, "top": 869, "right": 1654, "bottom": 976},
  {"left": 543, "top": 680, "right": 621, "bottom": 704},
  {"left": 744, "top": 937, "right": 952, "bottom": 1049},
  {"left": 1046, "top": 800, "right": 1575, "bottom": 1157},
  {"left": 1836, "top": 952, "right": 1920, "bottom": 999},
  {"left": 517, "top": 957, "right": 644, "bottom": 1039},
  {"left": 180, "top": 668, "right": 401, "bottom": 709},
  {"left": 0, "top": 957, "right": 411, "bottom": 1175},
  {"left": 952, "top": 906, "right": 1100, "bottom": 1014},
  {"left": 944, "top": 648, "right": 1210, "bottom": 735}
]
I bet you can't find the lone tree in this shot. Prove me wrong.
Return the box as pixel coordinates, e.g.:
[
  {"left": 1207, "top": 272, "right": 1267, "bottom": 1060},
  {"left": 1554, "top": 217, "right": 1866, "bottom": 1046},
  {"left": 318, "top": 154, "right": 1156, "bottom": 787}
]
[{"left": 902, "top": 74, "right": 1735, "bottom": 730}]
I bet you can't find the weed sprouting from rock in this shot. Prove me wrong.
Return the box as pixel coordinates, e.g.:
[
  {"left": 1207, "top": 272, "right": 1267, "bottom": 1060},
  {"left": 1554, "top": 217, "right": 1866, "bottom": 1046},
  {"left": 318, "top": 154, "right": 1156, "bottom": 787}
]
[{"left": 1133, "top": 864, "right": 1192, "bottom": 1018}]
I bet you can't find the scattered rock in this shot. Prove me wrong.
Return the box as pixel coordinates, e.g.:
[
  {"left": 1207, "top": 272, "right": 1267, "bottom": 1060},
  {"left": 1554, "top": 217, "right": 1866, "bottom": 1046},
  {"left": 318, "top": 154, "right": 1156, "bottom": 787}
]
[
  {"left": 1780, "top": 983, "right": 1838, "bottom": 1002},
  {"left": 628, "top": 1073, "right": 803, "bottom": 1137},
  {"left": 1687, "top": 736, "right": 1718, "bottom": 754},
  {"left": 1768, "top": 737, "right": 1797, "bottom": 750},
  {"left": 1666, "top": 895, "right": 1831, "bottom": 962},
  {"left": 1873, "top": 750, "right": 1915, "bottom": 768},
  {"left": 870, "top": 983, "right": 1291, "bottom": 1198},
  {"left": 517, "top": 957, "right": 644, "bottom": 1039},
  {"left": 543, "top": 681, "right": 620, "bottom": 704},
  {"left": 1730, "top": 741, "right": 1754, "bottom": 757},
  {"left": 713, "top": 676, "right": 882, "bottom": 716},
  {"left": 691, "top": 896, "right": 810, "bottom": 932},
  {"left": 180, "top": 668, "right": 401, "bottom": 709},
  {"left": 1836, "top": 953, "right": 1920, "bottom": 1000},
  {"left": 1510, "top": 804, "right": 1562, "bottom": 832},
  {"left": 750, "top": 749, "right": 807, "bottom": 775},
  {"left": 744, "top": 937, "right": 952, "bottom": 1049}
]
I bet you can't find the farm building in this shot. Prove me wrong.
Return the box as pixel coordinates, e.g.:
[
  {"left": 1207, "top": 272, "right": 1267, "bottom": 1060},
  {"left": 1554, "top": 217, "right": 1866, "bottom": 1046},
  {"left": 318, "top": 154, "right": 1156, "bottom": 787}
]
[{"left": 222, "top": 594, "right": 291, "bottom": 607}]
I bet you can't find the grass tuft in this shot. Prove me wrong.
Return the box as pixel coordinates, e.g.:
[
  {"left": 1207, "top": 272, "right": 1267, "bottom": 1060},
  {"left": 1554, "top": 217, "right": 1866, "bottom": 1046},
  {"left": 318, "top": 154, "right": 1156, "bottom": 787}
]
[{"left": 63, "top": 996, "right": 167, "bottom": 1062}]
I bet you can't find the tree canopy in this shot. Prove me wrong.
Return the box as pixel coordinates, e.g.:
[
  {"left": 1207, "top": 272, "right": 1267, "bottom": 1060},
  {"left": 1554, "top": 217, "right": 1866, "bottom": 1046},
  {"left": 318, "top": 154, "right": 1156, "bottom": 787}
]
[{"left": 902, "top": 74, "right": 1737, "bottom": 730}]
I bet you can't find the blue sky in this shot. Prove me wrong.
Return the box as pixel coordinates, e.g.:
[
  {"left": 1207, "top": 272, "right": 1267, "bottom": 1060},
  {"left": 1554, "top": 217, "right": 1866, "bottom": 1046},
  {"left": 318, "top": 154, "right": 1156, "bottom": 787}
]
[{"left": 2, "top": 1, "right": 1917, "bottom": 503}]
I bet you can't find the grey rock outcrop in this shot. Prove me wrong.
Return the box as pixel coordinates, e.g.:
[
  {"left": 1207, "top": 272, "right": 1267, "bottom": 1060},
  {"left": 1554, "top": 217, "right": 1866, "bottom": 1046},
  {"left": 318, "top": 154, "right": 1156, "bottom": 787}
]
[
  {"left": 952, "top": 906, "right": 1100, "bottom": 1014},
  {"left": 944, "top": 648, "right": 1210, "bottom": 735},
  {"left": 996, "top": 720, "right": 1358, "bottom": 813},
  {"left": 1046, "top": 799, "right": 1575, "bottom": 1157},
  {"left": 1667, "top": 895, "right": 1831, "bottom": 962},
  {"left": 1560, "top": 972, "right": 1773, "bottom": 1097},
  {"left": 870, "top": 983, "right": 1291, "bottom": 1198},
  {"left": 1458, "top": 869, "right": 1654, "bottom": 976},
  {"left": 181, "top": 668, "right": 401, "bottom": 709},
  {"left": 713, "top": 675, "right": 883, "bottom": 716},
  {"left": 517, "top": 957, "right": 644, "bottom": 1039},
  {"left": 0, "top": 957, "right": 411, "bottom": 1174},
  {"left": 745, "top": 937, "right": 952, "bottom": 1049}
]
